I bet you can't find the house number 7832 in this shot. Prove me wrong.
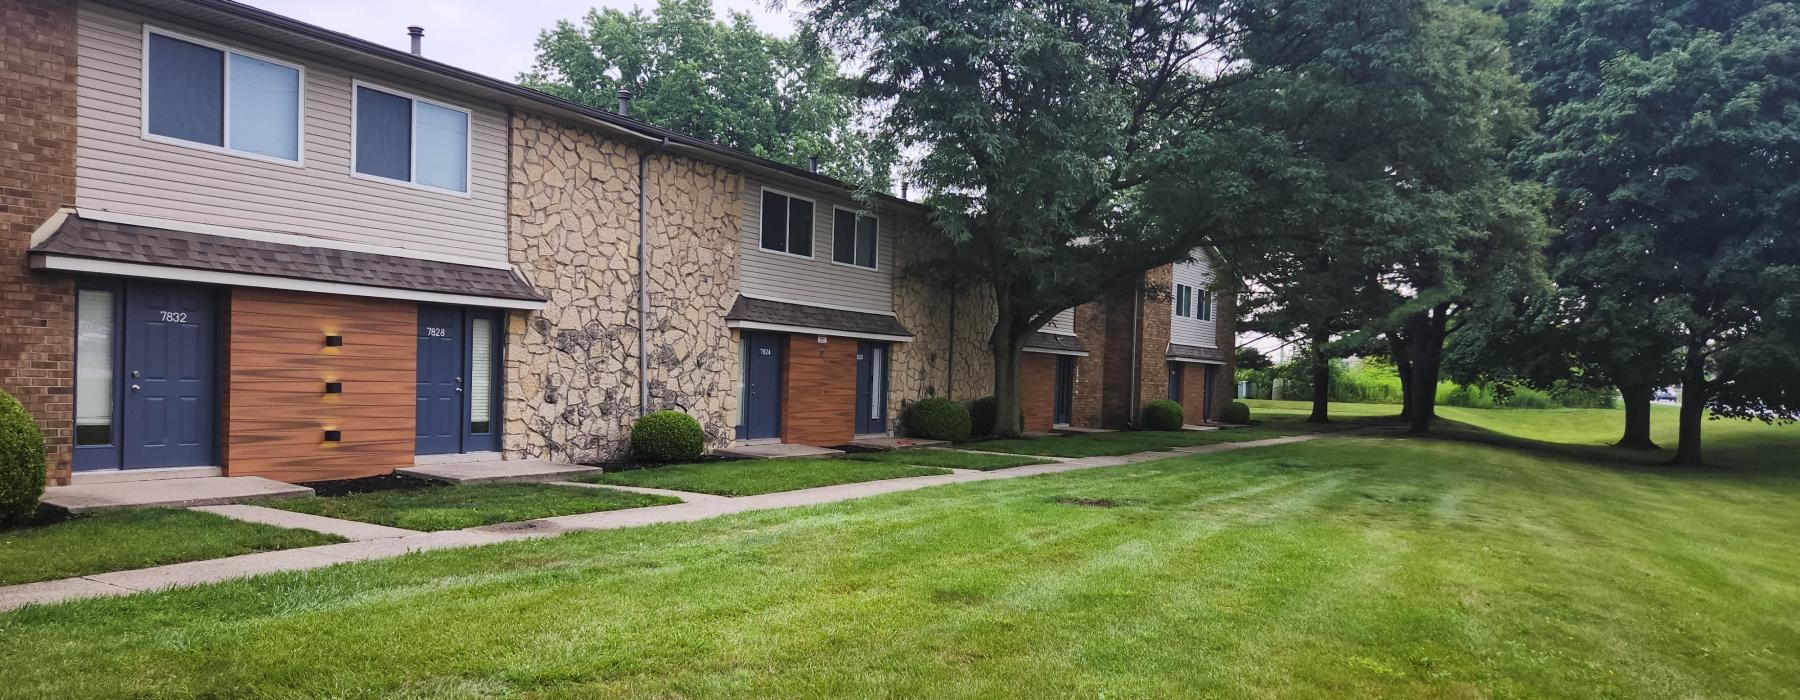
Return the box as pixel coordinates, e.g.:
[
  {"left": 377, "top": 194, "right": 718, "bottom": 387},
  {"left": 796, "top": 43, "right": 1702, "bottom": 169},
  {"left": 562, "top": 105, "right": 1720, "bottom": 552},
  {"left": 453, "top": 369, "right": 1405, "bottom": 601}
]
[{"left": 159, "top": 311, "right": 188, "bottom": 323}]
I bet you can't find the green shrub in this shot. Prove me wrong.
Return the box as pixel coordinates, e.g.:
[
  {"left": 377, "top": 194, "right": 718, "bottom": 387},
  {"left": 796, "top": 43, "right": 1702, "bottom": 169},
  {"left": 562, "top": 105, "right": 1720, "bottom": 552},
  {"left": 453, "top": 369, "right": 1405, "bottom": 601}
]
[
  {"left": 1141, "top": 399, "right": 1185, "bottom": 431},
  {"left": 1439, "top": 382, "right": 1497, "bottom": 409},
  {"left": 630, "top": 410, "right": 705, "bottom": 463},
  {"left": 1503, "top": 385, "right": 1555, "bottom": 409},
  {"left": 968, "top": 396, "right": 998, "bottom": 437},
  {"left": 1221, "top": 401, "right": 1251, "bottom": 424},
  {"left": 0, "top": 389, "right": 46, "bottom": 524},
  {"left": 902, "top": 398, "right": 972, "bottom": 442}
]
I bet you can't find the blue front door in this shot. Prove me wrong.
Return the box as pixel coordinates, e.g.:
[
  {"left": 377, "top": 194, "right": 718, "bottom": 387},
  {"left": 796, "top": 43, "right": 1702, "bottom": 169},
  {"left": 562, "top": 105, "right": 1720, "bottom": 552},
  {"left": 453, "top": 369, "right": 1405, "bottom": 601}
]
[
  {"left": 120, "top": 282, "right": 216, "bottom": 469},
  {"left": 416, "top": 306, "right": 464, "bottom": 455},
  {"left": 1053, "top": 355, "right": 1075, "bottom": 426},
  {"left": 740, "top": 332, "right": 783, "bottom": 440},
  {"left": 854, "top": 341, "right": 888, "bottom": 435}
]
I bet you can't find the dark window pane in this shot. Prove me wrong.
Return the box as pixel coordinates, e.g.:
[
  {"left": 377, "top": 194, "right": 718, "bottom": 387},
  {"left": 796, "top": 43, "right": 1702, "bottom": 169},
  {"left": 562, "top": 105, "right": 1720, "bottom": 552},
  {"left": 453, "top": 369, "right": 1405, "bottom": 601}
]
[
  {"left": 855, "top": 216, "right": 878, "bottom": 268},
  {"left": 833, "top": 209, "right": 857, "bottom": 264},
  {"left": 788, "top": 198, "right": 814, "bottom": 257},
  {"left": 355, "top": 86, "right": 412, "bottom": 181},
  {"left": 147, "top": 34, "right": 223, "bottom": 146},
  {"left": 761, "top": 191, "right": 787, "bottom": 251}
]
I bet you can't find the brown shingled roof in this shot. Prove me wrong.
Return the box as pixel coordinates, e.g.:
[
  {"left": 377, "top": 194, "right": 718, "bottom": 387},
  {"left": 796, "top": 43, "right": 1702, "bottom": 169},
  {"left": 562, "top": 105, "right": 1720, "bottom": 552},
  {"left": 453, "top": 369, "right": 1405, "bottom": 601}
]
[
  {"left": 1168, "top": 343, "right": 1227, "bottom": 363},
  {"left": 726, "top": 295, "right": 912, "bottom": 338},
  {"left": 1023, "top": 332, "right": 1087, "bottom": 354},
  {"left": 30, "top": 215, "right": 543, "bottom": 303}
]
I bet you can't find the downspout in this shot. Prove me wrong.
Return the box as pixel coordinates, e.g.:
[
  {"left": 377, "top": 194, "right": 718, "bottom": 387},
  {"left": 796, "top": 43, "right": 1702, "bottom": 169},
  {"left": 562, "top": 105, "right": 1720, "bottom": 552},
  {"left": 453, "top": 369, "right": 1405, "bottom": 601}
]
[
  {"left": 637, "top": 136, "right": 669, "bottom": 416},
  {"left": 947, "top": 283, "right": 957, "bottom": 398}
]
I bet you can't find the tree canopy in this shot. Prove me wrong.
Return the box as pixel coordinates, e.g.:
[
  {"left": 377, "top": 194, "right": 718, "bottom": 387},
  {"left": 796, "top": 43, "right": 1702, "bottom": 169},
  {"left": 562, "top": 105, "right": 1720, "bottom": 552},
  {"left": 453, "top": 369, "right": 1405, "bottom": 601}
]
[{"left": 520, "top": 0, "right": 894, "bottom": 186}]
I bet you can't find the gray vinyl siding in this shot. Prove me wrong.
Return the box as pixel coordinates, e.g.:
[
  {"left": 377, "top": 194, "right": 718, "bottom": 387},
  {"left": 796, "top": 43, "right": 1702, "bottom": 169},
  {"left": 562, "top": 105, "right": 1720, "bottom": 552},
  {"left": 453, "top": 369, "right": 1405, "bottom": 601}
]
[
  {"left": 739, "top": 178, "right": 895, "bottom": 313},
  {"left": 1171, "top": 253, "right": 1218, "bottom": 349},
  {"left": 74, "top": 2, "right": 510, "bottom": 262},
  {"left": 1043, "top": 308, "right": 1076, "bottom": 335}
]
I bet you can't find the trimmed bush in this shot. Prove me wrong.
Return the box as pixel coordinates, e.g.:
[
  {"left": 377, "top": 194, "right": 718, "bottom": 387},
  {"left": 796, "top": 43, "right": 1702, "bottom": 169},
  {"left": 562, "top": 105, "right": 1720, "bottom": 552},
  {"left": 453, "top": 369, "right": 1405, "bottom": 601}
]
[
  {"left": 1221, "top": 401, "right": 1251, "bottom": 424},
  {"left": 902, "top": 398, "right": 972, "bottom": 442},
  {"left": 1141, "top": 399, "right": 1185, "bottom": 431},
  {"left": 630, "top": 410, "right": 705, "bottom": 463},
  {"left": 968, "top": 396, "right": 998, "bottom": 437},
  {"left": 1503, "top": 385, "right": 1555, "bottom": 409},
  {"left": 0, "top": 389, "right": 46, "bottom": 524}
]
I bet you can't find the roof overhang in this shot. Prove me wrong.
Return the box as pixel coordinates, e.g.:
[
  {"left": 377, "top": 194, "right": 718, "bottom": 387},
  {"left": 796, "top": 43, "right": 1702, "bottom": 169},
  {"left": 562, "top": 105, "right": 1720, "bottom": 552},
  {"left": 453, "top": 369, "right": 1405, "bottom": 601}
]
[
  {"left": 726, "top": 295, "right": 913, "bottom": 342},
  {"left": 1167, "top": 343, "right": 1228, "bottom": 365},
  {"left": 1023, "top": 331, "right": 1088, "bottom": 356}
]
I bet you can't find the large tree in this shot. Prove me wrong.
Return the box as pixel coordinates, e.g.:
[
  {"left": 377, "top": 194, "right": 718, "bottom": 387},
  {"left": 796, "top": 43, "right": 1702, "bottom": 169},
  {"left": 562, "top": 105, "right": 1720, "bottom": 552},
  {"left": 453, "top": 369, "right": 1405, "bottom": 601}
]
[
  {"left": 520, "top": 0, "right": 893, "bottom": 186},
  {"left": 1518, "top": 0, "right": 1800, "bottom": 464},
  {"left": 806, "top": 0, "right": 1305, "bottom": 436}
]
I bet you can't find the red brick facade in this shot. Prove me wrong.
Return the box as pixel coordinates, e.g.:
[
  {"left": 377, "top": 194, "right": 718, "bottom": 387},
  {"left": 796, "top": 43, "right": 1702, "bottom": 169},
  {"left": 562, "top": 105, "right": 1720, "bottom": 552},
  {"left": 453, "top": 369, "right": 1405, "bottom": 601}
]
[
  {"left": 1088, "top": 262, "right": 1236, "bottom": 428},
  {"left": 1, "top": 0, "right": 78, "bottom": 484},
  {"left": 1018, "top": 352, "right": 1058, "bottom": 433},
  {"left": 1072, "top": 302, "right": 1107, "bottom": 427}
]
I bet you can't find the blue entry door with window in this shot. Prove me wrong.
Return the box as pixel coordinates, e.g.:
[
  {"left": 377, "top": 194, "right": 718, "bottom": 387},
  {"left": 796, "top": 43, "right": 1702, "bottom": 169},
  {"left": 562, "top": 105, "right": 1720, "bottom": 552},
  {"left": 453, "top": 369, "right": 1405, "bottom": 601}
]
[
  {"left": 855, "top": 341, "right": 889, "bottom": 435},
  {"left": 120, "top": 282, "right": 216, "bottom": 469},
  {"left": 416, "top": 306, "right": 465, "bottom": 455},
  {"left": 740, "top": 332, "right": 783, "bottom": 440},
  {"left": 1053, "top": 355, "right": 1075, "bottom": 426},
  {"left": 1167, "top": 362, "right": 1184, "bottom": 403}
]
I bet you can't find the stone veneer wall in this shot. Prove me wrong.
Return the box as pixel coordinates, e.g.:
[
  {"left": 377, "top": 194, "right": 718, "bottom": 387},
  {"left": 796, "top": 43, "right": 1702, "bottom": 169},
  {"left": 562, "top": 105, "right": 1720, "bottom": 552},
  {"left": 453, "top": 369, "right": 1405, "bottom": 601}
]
[
  {"left": 1, "top": 0, "right": 77, "bottom": 484},
  {"left": 889, "top": 215, "right": 997, "bottom": 426},
  {"left": 506, "top": 113, "right": 740, "bottom": 463}
]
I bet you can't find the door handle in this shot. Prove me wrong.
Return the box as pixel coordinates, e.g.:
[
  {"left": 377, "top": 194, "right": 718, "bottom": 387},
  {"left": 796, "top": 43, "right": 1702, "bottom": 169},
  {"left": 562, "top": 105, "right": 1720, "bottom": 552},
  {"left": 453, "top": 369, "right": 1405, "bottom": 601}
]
[
  {"left": 130, "top": 384, "right": 140, "bottom": 391},
  {"left": 455, "top": 387, "right": 464, "bottom": 393}
]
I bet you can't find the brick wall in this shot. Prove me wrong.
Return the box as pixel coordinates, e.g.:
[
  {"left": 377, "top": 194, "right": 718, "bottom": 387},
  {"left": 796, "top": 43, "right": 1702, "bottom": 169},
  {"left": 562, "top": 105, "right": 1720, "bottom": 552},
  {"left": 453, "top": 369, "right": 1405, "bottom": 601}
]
[
  {"left": 781, "top": 334, "right": 857, "bottom": 446},
  {"left": 1018, "top": 352, "right": 1057, "bottom": 433},
  {"left": 1137, "top": 265, "right": 1173, "bottom": 422},
  {"left": 0, "top": 0, "right": 78, "bottom": 484},
  {"left": 1072, "top": 301, "right": 1106, "bottom": 427},
  {"left": 1211, "top": 282, "right": 1239, "bottom": 419},
  {"left": 1179, "top": 363, "right": 1207, "bottom": 422}
]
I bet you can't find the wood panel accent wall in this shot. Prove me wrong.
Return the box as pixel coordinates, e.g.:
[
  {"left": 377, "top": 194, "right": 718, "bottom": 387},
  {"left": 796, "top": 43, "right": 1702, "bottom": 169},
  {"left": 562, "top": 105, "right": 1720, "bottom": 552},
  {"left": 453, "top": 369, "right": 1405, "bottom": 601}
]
[
  {"left": 781, "top": 334, "right": 857, "bottom": 446},
  {"left": 224, "top": 289, "right": 416, "bottom": 482},
  {"left": 1180, "top": 363, "right": 1210, "bottom": 423},
  {"left": 1020, "top": 352, "right": 1057, "bottom": 433}
]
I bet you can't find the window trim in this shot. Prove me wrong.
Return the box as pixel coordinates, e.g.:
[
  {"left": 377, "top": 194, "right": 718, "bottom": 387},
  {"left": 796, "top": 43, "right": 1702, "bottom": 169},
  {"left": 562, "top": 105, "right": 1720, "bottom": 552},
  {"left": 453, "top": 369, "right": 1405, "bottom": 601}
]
[
  {"left": 757, "top": 186, "right": 818, "bottom": 259},
  {"left": 350, "top": 79, "right": 474, "bottom": 198},
  {"left": 830, "top": 205, "right": 880, "bottom": 271},
  {"left": 1174, "top": 284, "right": 1192, "bottom": 317},
  {"left": 71, "top": 277, "right": 125, "bottom": 470},
  {"left": 140, "top": 25, "right": 307, "bottom": 167},
  {"left": 1198, "top": 289, "right": 1214, "bottom": 321}
]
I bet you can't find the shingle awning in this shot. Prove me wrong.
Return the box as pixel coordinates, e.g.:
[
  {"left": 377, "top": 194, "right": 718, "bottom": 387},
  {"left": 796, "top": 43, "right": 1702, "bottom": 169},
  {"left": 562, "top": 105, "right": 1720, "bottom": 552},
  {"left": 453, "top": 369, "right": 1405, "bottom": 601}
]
[
  {"left": 1168, "top": 343, "right": 1227, "bottom": 364},
  {"left": 28, "top": 213, "right": 544, "bottom": 309},
  {"left": 1023, "top": 332, "right": 1088, "bottom": 356},
  {"left": 726, "top": 296, "right": 912, "bottom": 341}
]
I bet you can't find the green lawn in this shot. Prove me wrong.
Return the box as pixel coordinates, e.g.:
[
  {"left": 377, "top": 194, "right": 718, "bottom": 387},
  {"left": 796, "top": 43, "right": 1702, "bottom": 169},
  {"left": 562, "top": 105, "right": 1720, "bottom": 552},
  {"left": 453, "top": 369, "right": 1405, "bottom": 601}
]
[
  {"left": 266, "top": 483, "right": 679, "bottom": 531},
  {"left": 577, "top": 458, "right": 950, "bottom": 496},
  {"left": 844, "top": 448, "right": 1051, "bottom": 471},
  {"left": 0, "top": 509, "right": 342, "bottom": 586},
  {"left": 966, "top": 424, "right": 1322, "bottom": 457},
  {"left": 3, "top": 410, "right": 1797, "bottom": 697}
]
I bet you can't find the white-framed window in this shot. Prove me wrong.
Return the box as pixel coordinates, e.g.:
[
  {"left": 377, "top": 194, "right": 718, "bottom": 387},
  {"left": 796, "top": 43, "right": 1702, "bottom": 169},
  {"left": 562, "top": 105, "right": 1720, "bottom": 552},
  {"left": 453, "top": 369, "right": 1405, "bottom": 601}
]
[
  {"left": 1198, "top": 289, "right": 1214, "bottom": 321},
  {"left": 831, "top": 207, "right": 878, "bottom": 269},
  {"left": 142, "top": 26, "right": 303, "bottom": 164},
  {"left": 1175, "top": 284, "right": 1192, "bottom": 317},
  {"left": 352, "top": 80, "right": 471, "bottom": 195},
  {"left": 760, "top": 188, "right": 816, "bottom": 257}
]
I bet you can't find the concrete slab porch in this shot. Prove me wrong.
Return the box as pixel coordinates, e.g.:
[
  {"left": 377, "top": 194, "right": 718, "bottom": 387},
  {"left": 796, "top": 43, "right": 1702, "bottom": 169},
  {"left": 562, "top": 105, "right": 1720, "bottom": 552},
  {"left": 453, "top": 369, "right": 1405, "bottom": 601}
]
[
  {"left": 714, "top": 443, "right": 844, "bottom": 459},
  {"left": 846, "top": 436, "right": 949, "bottom": 451},
  {"left": 1053, "top": 426, "right": 1116, "bottom": 435},
  {"left": 1182, "top": 424, "right": 1221, "bottom": 432},
  {"left": 396, "top": 459, "right": 599, "bottom": 484},
  {"left": 42, "top": 477, "right": 313, "bottom": 514}
]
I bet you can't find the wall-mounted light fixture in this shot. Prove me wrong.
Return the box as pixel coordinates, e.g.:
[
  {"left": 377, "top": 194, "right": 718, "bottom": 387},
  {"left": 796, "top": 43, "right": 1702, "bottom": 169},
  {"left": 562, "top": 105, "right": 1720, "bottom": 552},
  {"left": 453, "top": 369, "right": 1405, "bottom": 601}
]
[
  {"left": 324, "top": 382, "right": 343, "bottom": 394},
  {"left": 324, "top": 335, "right": 344, "bottom": 347},
  {"left": 323, "top": 430, "right": 342, "bottom": 442}
]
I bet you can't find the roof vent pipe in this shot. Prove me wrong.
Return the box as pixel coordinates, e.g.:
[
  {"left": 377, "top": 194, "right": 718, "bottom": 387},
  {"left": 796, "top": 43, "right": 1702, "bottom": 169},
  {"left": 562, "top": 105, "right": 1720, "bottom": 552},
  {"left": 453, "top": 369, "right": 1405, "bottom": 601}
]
[
  {"left": 407, "top": 26, "right": 423, "bottom": 56},
  {"left": 901, "top": 181, "right": 909, "bottom": 199},
  {"left": 617, "top": 90, "right": 633, "bottom": 116},
  {"left": 808, "top": 155, "right": 819, "bottom": 173}
]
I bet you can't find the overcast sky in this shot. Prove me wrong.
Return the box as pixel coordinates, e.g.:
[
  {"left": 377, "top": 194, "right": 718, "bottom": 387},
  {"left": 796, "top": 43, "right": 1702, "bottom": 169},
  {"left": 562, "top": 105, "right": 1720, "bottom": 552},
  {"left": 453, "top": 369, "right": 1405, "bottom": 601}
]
[{"left": 241, "top": 0, "right": 798, "bottom": 82}]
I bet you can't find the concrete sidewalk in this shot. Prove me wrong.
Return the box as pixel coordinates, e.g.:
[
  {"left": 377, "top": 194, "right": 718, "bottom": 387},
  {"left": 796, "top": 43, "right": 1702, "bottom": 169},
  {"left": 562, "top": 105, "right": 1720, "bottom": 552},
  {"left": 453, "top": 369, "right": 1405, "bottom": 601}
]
[{"left": 0, "top": 431, "right": 1337, "bottom": 612}]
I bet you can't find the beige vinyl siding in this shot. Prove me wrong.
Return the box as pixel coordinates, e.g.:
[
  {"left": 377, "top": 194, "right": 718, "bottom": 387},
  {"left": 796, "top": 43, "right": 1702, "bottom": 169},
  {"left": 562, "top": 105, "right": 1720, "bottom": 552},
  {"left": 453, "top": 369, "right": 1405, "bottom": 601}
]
[
  {"left": 1171, "top": 253, "right": 1218, "bottom": 349},
  {"left": 739, "top": 178, "right": 895, "bottom": 313},
  {"left": 74, "top": 3, "right": 509, "bottom": 262},
  {"left": 1043, "top": 308, "right": 1076, "bottom": 335}
]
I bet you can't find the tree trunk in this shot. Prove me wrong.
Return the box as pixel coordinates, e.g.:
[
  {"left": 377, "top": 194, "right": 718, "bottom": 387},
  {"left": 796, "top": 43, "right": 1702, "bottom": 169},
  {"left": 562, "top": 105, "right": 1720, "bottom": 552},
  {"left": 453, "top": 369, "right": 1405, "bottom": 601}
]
[
  {"left": 1404, "top": 306, "right": 1448, "bottom": 434},
  {"left": 1391, "top": 334, "right": 1414, "bottom": 422},
  {"left": 989, "top": 310, "right": 1029, "bottom": 439},
  {"left": 1616, "top": 383, "right": 1658, "bottom": 450},
  {"left": 1308, "top": 329, "right": 1330, "bottom": 423},
  {"left": 1671, "top": 339, "right": 1707, "bottom": 466}
]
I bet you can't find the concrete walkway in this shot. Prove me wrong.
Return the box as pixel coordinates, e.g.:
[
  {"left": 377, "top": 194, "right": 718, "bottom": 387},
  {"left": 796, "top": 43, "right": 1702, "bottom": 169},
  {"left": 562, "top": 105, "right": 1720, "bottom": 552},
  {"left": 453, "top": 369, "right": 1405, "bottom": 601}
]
[
  {"left": 190, "top": 504, "right": 419, "bottom": 541},
  {"left": 42, "top": 477, "right": 313, "bottom": 513},
  {"left": 397, "top": 459, "right": 599, "bottom": 484},
  {"left": 0, "top": 432, "right": 1339, "bottom": 612}
]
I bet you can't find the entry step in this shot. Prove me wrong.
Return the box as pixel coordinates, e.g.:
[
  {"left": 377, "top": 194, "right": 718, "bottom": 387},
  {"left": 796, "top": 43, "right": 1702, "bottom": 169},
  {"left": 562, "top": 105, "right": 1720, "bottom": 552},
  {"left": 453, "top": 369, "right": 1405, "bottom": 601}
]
[
  {"left": 715, "top": 443, "right": 844, "bottom": 459},
  {"left": 845, "top": 437, "right": 948, "bottom": 451},
  {"left": 396, "top": 459, "right": 598, "bottom": 484},
  {"left": 43, "top": 476, "right": 313, "bottom": 514}
]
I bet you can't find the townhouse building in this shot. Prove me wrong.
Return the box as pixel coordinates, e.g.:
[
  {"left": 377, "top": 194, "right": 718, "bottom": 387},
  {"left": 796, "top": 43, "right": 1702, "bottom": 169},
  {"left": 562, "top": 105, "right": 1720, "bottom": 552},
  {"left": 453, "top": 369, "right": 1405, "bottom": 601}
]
[{"left": 0, "top": 0, "right": 1230, "bottom": 490}]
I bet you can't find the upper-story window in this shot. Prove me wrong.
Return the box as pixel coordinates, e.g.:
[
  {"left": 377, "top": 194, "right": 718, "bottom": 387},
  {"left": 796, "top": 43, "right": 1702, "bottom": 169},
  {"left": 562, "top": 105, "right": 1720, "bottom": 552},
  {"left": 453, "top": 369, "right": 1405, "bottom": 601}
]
[
  {"left": 760, "top": 189, "right": 815, "bottom": 257},
  {"left": 1197, "top": 289, "right": 1213, "bottom": 321},
  {"left": 1175, "top": 284, "right": 1193, "bottom": 317},
  {"left": 353, "top": 82, "right": 470, "bottom": 194},
  {"left": 144, "top": 29, "right": 302, "bottom": 163},
  {"left": 832, "top": 208, "right": 878, "bottom": 269}
]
